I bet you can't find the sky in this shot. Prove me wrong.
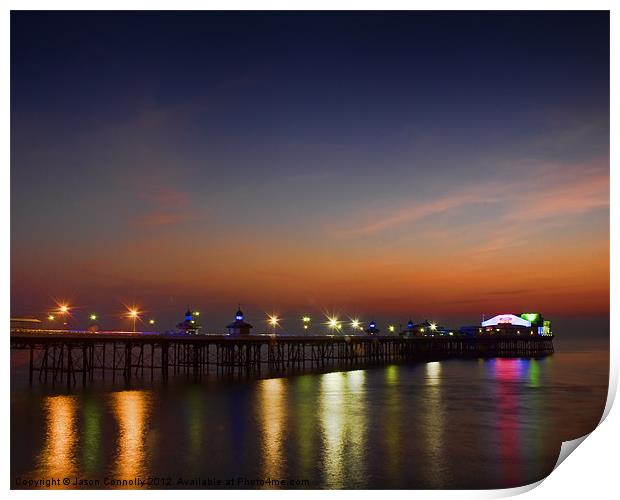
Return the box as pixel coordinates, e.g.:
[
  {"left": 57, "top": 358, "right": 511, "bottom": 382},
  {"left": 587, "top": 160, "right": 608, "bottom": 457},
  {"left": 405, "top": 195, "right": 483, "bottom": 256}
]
[{"left": 10, "top": 11, "right": 609, "bottom": 333}]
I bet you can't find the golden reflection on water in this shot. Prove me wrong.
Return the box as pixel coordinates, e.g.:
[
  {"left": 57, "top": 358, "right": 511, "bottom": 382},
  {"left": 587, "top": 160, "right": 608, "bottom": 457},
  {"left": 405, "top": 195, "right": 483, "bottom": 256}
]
[
  {"left": 345, "top": 370, "right": 367, "bottom": 484},
  {"left": 259, "top": 378, "right": 287, "bottom": 480},
  {"left": 39, "top": 395, "right": 78, "bottom": 479},
  {"left": 319, "top": 370, "right": 367, "bottom": 488},
  {"left": 426, "top": 361, "right": 441, "bottom": 386},
  {"left": 424, "top": 361, "right": 446, "bottom": 487},
  {"left": 111, "top": 391, "right": 151, "bottom": 481}
]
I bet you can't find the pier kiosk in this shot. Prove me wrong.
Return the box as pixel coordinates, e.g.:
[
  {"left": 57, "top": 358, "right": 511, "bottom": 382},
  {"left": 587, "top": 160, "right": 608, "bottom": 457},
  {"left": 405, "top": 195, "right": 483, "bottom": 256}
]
[{"left": 226, "top": 307, "right": 253, "bottom": 336}]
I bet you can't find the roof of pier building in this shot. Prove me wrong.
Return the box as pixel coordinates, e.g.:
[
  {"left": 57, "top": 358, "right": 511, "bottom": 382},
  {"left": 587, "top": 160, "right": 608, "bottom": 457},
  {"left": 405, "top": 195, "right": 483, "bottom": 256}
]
[
  {"left": 481, "top": 314, "right": 531, "bottom": 328},
  {"left": 226, "top": 307, "right": 254, "bottom": 330}
]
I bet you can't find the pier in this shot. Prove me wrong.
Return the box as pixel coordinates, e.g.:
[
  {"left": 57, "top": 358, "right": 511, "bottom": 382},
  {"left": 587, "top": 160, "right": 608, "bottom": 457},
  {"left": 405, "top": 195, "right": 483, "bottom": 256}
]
[{"left": 10, "top": 330, "right": 554, "bottom": 387}]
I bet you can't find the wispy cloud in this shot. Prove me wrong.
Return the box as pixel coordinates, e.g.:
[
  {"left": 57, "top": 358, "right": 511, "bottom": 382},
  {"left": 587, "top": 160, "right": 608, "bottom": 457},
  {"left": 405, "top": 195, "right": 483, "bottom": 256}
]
[
  {"left": 507, "top": 167, "right": 608, "bottom": 221},
  {"left": 335, "top": 159, "right": 608, "bottom": 238},
  {"left": 340, "top": 189, "right": 502, "bottom": 236}
]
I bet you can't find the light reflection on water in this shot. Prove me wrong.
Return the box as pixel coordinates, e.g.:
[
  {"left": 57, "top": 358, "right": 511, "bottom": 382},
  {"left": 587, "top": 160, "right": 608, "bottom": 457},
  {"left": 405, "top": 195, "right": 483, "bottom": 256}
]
[
  {"left": 489, "top": 359, "right": 524, "bottom": 486},
  {"left": 38, "top": 395, "right": 78, "bottom": 479},
  {"left": 294, "top": 376, "right": 315, "bottom": 480},
  {"left": 424, "top": 362, "right": 446, "bottom": 488},
  {"left": 319, "top": 370, "right": 367, "bottom": 488},
  {"left": 186, "top": 387, "right": 203, "bottom": 466},
  {"left": 344, "top": 370, "right": 367, "bottom": 486},
  {"left": 111, "top": 391, "right": 151, "bottom": 483},
  {"left": 12, "top": 351, "right": 608, "bottom": 489},
  {"left": 383, "top": 365, "right": 400, "bottom": 485},
  {"left": 319, "top": 372, "right": 346, "bottom": 487},
  {"left": 259, "top": 378, "right": 286, "bottom": 481},
  {"left": 81, "top": 397, "right": 101, "bottom": 474}
]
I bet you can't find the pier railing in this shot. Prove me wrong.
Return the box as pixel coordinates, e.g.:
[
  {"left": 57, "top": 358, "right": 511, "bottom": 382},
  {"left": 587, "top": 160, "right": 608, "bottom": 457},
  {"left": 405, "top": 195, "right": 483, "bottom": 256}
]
[{"left": 10, "top": 331, "right": 554, "bottom": 387}]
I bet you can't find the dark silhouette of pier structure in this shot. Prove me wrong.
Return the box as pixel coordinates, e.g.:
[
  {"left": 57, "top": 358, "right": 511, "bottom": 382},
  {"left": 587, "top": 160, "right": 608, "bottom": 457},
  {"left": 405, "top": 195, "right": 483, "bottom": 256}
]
[{"left": 10, "top": 330, "right": 554, "bottom": 387}]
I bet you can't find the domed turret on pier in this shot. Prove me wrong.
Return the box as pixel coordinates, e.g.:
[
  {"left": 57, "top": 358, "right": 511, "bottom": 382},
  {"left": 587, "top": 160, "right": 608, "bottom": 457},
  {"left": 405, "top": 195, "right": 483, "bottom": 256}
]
[
  {"left": 400, "top": 318, "right": 418, "bottom": 337},
  {"left": 365, "top": 320, "right": 380, "bottom": 335},
  {"left": 226, "top": 306, "right": 253, "bottom": 336}
]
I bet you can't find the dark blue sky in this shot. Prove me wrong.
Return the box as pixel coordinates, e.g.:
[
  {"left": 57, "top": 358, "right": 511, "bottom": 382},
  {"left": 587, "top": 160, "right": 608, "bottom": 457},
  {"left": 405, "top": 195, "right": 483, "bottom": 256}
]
[{"left": 11, "top": 11, "right": 609, "bottom": 331}]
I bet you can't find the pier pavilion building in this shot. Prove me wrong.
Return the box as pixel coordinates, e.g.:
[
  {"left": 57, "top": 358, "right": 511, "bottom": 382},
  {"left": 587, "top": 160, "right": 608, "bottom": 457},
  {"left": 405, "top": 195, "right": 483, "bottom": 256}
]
[
  {"left": 226, "top": 307, "right": 253, "bottom": 336},
  {"left": 400, "top": 319, "right": 418, "bottom": 337},
  {"left": 479, "top": 313, "right": 535, "bottom": 336},
  {"left": 176, "top": 307, "right": 202, "bottom": 335},
  {"left": 468, "top": 312, "right": 552, "bottom": 337},
  {"left": 400, "top": 319, "right": 451, "bottom": 337}
]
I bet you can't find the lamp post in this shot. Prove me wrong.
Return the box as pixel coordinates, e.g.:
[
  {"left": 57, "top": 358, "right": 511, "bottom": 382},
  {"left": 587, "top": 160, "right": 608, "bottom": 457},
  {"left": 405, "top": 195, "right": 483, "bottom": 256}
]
[
  {"left": 57, "top": 304, "right": 70, "bottom": 327},
  {"left": 128, "top": 309, "right": 139, "bottom": 332}
]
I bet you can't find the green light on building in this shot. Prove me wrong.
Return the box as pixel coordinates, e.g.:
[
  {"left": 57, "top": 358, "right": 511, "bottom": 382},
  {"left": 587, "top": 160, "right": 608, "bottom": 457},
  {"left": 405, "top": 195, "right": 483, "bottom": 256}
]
[{"left": 521, "top": 313, "right": 541, "bottom": 324}]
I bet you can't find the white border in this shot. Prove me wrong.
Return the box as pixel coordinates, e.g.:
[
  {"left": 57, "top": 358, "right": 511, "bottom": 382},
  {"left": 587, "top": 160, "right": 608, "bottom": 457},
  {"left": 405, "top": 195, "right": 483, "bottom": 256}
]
[{"left": 2, "top": 2, "right": 616, "bottom": 499}]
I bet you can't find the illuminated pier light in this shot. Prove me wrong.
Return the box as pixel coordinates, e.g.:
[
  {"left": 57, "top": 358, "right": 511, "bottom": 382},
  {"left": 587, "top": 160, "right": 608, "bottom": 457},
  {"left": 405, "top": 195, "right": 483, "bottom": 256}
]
[
  {"left": 54, "top": 303, "right": 72, "bottom": 327},
  {"left": 126, "top": 307, "right": 140, "bottom": 333},
  {"left": 302, "top": 316, "right": 311, "bottom": 332},
  {"left": 327, "top": 316, "right": 341, "bottom": 332},
  {"left": 89, "top": 314, "right": 97, "bottom": 321},
  {"left": 149, "top": 319, "right": 156, "bottom": 325},
  {"left": 268, "top": 314, "right": 280, "bottom": 334},
  {"left": 388, "top": 325, "right": 395, "bottom": 333}
]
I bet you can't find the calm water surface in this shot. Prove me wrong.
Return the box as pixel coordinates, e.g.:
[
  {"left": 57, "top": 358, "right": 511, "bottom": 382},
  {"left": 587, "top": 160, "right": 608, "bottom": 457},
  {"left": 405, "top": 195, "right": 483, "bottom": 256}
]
[{"left": 11, "top": 345, "right": 608, "bottom": 489}]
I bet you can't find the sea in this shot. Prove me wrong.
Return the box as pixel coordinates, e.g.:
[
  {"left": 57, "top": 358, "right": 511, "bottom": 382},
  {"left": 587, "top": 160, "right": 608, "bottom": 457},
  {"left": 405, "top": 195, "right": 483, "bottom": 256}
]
[{"left": 10, "top": 334, "right": 609, "bottom": 490}]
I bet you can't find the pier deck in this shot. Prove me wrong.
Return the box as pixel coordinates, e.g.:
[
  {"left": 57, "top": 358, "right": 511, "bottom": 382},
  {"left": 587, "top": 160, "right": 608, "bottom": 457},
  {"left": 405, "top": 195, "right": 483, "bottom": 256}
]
[{"left": 10, "top": 330, "right": 554, "bottom": 387}]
